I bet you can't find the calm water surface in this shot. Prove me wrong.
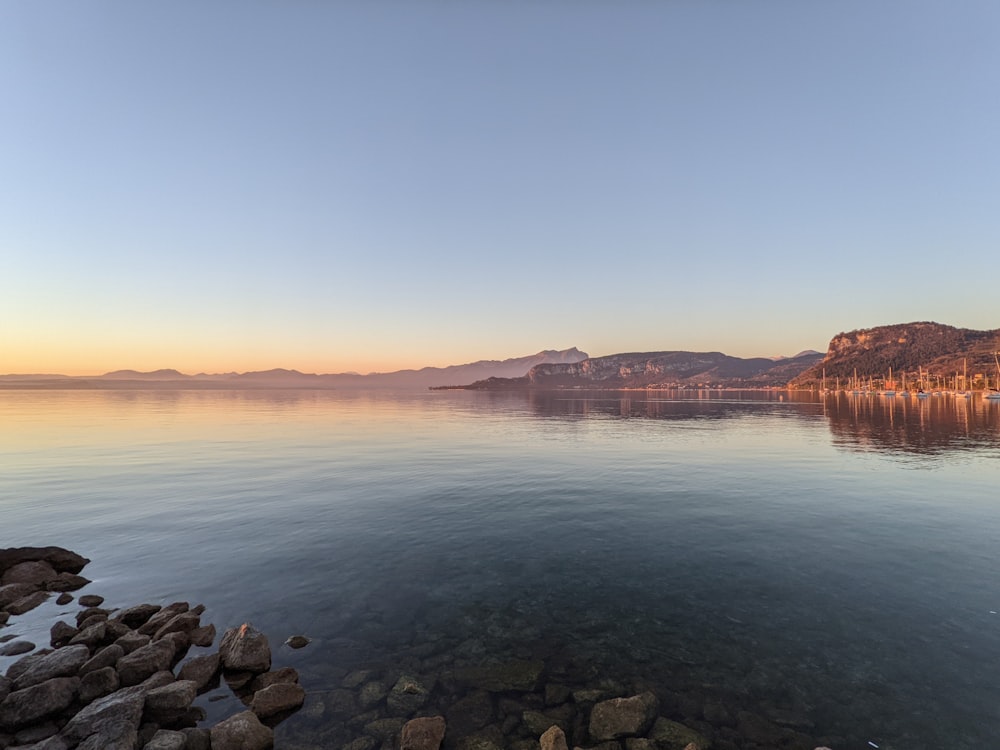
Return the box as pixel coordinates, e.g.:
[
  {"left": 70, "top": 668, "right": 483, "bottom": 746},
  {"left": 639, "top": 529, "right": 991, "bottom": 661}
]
[{"left": 2, "top": 389, "right": 999, "bottom": 749}]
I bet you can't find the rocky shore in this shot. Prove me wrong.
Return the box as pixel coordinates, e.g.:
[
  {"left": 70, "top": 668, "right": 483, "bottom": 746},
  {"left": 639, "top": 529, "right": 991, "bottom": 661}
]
[{"left": 3, "top": 548, "right": 839, "bottom": 750}]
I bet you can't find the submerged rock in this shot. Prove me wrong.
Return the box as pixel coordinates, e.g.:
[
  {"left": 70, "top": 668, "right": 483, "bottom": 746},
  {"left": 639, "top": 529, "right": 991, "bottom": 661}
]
[
  {"left": 589, "top": 692, "right": 659, "bottom": 741},
  {"left": 400, "top": 715, "right": 446, "bottom": 750},
  {"left": 454, "top": 659, "right": 545, "bottom": 692}
]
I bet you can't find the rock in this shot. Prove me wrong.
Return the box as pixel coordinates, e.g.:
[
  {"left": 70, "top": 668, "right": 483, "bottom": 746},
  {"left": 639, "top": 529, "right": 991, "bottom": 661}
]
[
  {"left": 189, "top": 623, "right": 216, "bottom": 648},
  {"left": 248, "top": 666, "right": 298, "bottom": 693},
  {"left": 102, "top": 620, "right": 130, "bottom": 641},
  {"left": 540, "top": 725, "right": 569, "bottom": 750},
  {"left": 116, "top": 639, "right": 175, "bottom": 686},
  {"left": 6, "top": 591, "right": 49, "bottom": 615},
  {"left": 545, "top": 684, "right": 572, "bottom": 706},
  {"left": 0, "top": 610, "right": 9, "bottom": 625},
  {"left": 69, "top": 621, "right": 107, "bottom": 649},
  {"left": 702, "top": 702, "right": 733, "bottom": 727},
  {"left": 0, "top": 583, "right": 36, "bottom": 608},
  {"left": 359, "top": 679, "right": 388, "bottom": 709},
  {"left": 284, "top": 635, "right": 310, "bottom": 649},
  {"left": 160, "top": 631, "right": 190, "bottom": 661},
  {"left": 62, "top": 684, "right": 145, "bottom": 745},
  {"left": 45, "top": 573, "right": 91, "bottom": 592},
  {"left": 143, "top": 729, "right": 187, "bottom": 750},
  {"left": 180, "top": 727, "right": 212, "bottom": 750},
  {"left": 55, "top": 592, "right": 74, "bottom": 605},
  {"left": 49, "top": 620, "right": 78, "bottom": 648},
  {"left": 251, "top": 681, "right": 305, "bottom": 719},
  {"left": 400, "top": 715, "right": 447, "bottom": 750},
  {"left": 210, "top": 710, "right": 274, "bottom": 750},
  {"left": 219, "top": 622, "right": 271, "bottom": 673},
  {"left": 456, "top": 735, "right": 504, "bottom": 750},
  {"left": 80, "top": 644, "right": 124, "bottom": 675},
  {"left": 589, "top": 693, "right": 659, "bottom": 741},
  {"left": 0, "top": 677, "right": 80, "bottom": 730},
  {"left": 648, "top": 718, "right": 710, "bottom": 750},
  {"left": 76, "top": 594, "right": 103, "bottom": 607},
  {"left": 153, "top": 612, "right": 201, "bottom": 641},
  {"left": 0, "top": 675, "right": 9, "bottom": 702},
  {"left": 137, "top": 603, "right": 189, "bottom": 636},
  {"left": 572, "top": 688, "right": 604, "bottom": 705},
  {"left": 80, "top": 666, "right": 120, "bottom": 703},
  {"left": 1, "top": 561, "right": 58, "bottom": 588},
  {"left": 224, "top": 670, "right": 255, "bottom": 690},
  {"left": 14, "top": 719, "right": 60, "bottom": 744},
  {"left": 342, "top": 669, "right": 374, "bottom": 689},
  {"left": 113, "top": 603, "right": 161, "bottom": 629},
  {"left": 524, "top": 711, "right": 568, "bottom": 736},
  {"left": 75, "top": 607, "right": 110, "bottom": 627},
  {"left": 625, "top": 739, "right": 656, "bottom": 750},
  {"left": 0, "top": 547, "right": 89, "bottom": 574},
  {"left": 10, "top": 644, "right": 90, "bottom": 689},
  {"left": 445, "top": 690, "right": 494, "bottom": 735},
  {"left": 735, "top": 711, "right": 783, "bottom": 746},
  {"left": 0, "top": 641, "right": 34, "bottom": 656},
  {"left": 144, "top": 680, "right": 197, "bottom": 722},
  {"left": 177, "top": 652, "right": 220, "bottom": 691},
  {"left": 141, "top": 671, "right": 177, "bottom": 691},
  {"left": 454, "top": 659, "right": 545, "bottom": 692},
  {"left": 387, "top": 674, "right": 432, "bottom": 715},
  {"left": 365, "top": 717, "right": 407, "bottom": 741},
  {"left": 114, "top": 630, "right": 150, "bottom": 654}
]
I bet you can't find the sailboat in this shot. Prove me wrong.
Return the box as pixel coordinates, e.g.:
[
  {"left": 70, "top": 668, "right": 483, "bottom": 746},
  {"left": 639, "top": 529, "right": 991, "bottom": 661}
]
[
  {"left": 956, "top": 358, "right": 972, "bottom": 398},
  {"left": 985, "top": 353, "right": 1000, "bottom": 401},
  {"left": 881, "top": 367, "right": 896, "bottom": 396}
]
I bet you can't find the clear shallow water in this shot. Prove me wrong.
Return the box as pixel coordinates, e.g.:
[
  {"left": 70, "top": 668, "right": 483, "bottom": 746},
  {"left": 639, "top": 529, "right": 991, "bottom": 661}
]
[{"left": 2, "top": 389, "right": 999, "bottom": 749}]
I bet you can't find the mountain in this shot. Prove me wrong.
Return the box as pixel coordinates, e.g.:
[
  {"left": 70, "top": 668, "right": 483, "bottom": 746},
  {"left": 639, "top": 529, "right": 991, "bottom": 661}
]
[
  {"left": 0, "top": 349, "right": 589, "bottom": 389},
  {"left": 448, "top": 350, "right": 824, "bottom": 390},
  {"left": 791, "top": 322, "right": 1000, "bottom": 387}
]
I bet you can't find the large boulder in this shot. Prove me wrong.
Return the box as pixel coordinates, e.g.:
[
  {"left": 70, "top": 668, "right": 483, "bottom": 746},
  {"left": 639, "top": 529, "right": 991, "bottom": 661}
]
[
  {"left": 589, "top": 692, "right": 659, "bottom": 741},
  {"left": 400, "top": 715, "right": 447, "bottom": 750},
  {"left": 177, "top": 653, "right": 220, "bottom": 692},
  {"left": 116, "top": 639, "right": 176, "bottom": 686},
  {"left": 250, "top": 682, "right": 305, "bottom": 719},
  {"left": 61, "top": 685, "right": 145, "bottom": 746},
  {"left": 0, "top": 677, "right": 79, "bottom": 730},
  {"left": 1, "top": 560, "right": 58, "bottom": 588},
  {"left": 0, "top": 583, "right": 36, "bottom": 608},
  {"left": 540, "top": 725, "right": 569, "bottom": 750},
  {"left": 144, "top": 680, "right": 197, "bottom": 723},
  {"left": 79, "top": 666, "right": 120, "bottom": 704},
  {"left": 5, "top": 590, "right": 49, "bottom": 615},
  {"left": 0, "top": 547, "right": 89, "bottom": 575},
  {"left": 10, "top": 644, "right": 90, "bottom": 689},
  {"left": 210, "top": 710, "right": 274, "bottom": 750},
  {"left": 219, "top": 623, "right": 271, "bottom": 673}
]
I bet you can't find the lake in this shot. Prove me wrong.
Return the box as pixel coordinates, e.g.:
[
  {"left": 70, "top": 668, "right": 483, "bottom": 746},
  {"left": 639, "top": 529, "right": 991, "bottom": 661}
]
[{"left": 2, "top": 389, "right": 999, "bottom": 749}]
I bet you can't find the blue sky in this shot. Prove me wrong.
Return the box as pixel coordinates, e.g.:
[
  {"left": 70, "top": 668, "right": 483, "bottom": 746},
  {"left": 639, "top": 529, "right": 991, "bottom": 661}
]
[{"left": 2, "top": 1, "right": 998, "bottom": 374}]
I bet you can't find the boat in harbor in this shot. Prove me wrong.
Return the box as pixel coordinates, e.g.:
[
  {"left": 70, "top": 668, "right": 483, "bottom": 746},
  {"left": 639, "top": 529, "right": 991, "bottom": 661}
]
[{"left": 985, "top": 353, "right": 1000, "bottom": 401}]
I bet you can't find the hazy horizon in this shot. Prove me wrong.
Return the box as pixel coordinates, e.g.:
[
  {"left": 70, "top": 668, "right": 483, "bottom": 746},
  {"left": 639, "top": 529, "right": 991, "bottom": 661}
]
[{"left": 3, "top": 2, "right": 997, "bottom": 375}]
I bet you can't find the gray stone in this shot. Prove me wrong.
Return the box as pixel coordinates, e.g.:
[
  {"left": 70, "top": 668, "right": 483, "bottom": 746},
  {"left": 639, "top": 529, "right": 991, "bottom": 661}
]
[
  {"left": 219, "top": 622, "right": 271, "bottom": 673},
  {"left": 445, "top": 690, "right": 493, "bottom": 735},
  {"left": 177, "top": 652, "right": 220, "bottom": 691},
  {"left": 359, "top": 679, "right": 388, "bottom": 709},
  {"left": 648, "top": 717, "right": 710, "bottom": 750},
  {"left": 0, "top": 583, "right": 36, "bottom": 608},
  {"left": 45, "top": 573, "right": 91, "bottom": 592},
  {"left": 69, "top": 621, "right": 107, "bottom": 649},
  {"left": 144, "top": 680, "right": 197, "bottom": 722},
  {"left": 49, "top": 620, "right": 78, "bottom": 648},
  {"left": 524, "top": 710, "right": 569, "bottom": 736},
  {"left": 113, "top": 603, "right": 161, "bottom": 629},
  {"left": 80, "top": 644, "right": 124, "bottom": 675},
  {"left": 55, "top": 592, "right": 74, "bottom": 605},
  {"left": 251, "top": 681, "right": 305, "bottom": 719},
  {"left": 589, "top": 693, "right": 659, "bottom": 741},
  {"left": 0, "top": 546, "right": 89, "bottom": 574},
  {"left": 0, "top": 675, "right": 9, "bottom": 702},
  {"left": 62, "top": 684, "right": 145, "bottom": 744},
  {"left": 189, "top": 623, "right": 216, "bottom": 648},
  {"left": 454, "top": 659, "right": 545, "bottom": 692},
  {"left": 74, "top": 607, "right": 110, "bottom": 627},
  {"left": 80, "top": 666, "right": 120, "bottom": 703},
  {"left": 342, "top": 669, "right": 374, "bottom": 689},
  {"left": 10, "top": 644, "right": 89, "bottom": 689},
  {"left": 0, "top": 676, "right": 79, "bottom": 730},
  {"left": 13, "top": 720, "right": 59, "bottom": 744},
  {"left": 137, "top": 603, "right": 189, "bottom": 636},
  {"left": 5, "top": 591, "right": 49, "bottom": 615},
  {"left": 153, "top": 612, "right": 201, "bottom": 641},
  {"left": 11, "top": 735, "right": 71, "bottom": 750},
  {"left": 1, "top": 561, "right": 58, "bottom": 588},
  {"left": 365, "top": 717, "right": 406, "bottom": 741},
  {"left": 114, "top": 630, "right": 150, "bottom": 654},
  {"left": 141, "top": 670, "right": 177, "bottom": 691},
  {"left": 0, "top": 641, "right": 34, "bottom": 656},
  {"left": 387, "top": 674, "right": 432, "bottom": 715},
  {"left": 144, "top": 729, "right": 187, "bottom": 750},
  {"left": 400, "top": 715, "right": 446, "bottom": 750},
  {"left": 102, "top": 619, "right": 131, "bottom": 642},
  {"left": 248, "top": 666, "right": 298, "bottom": 693},
  {"left": 540, "top": 725, "right": 569, "bottom": 750},
  {"left": 116, "top": 639, "right": 175, "bottom": 686},
  {"left": 285, "top": 634, "right": 310, "bottom": 649},
  {"left": 180, "top": 727, "right": 212, "bottom": 750},
  {"left": 210, "top": 710, "right": 274, "bottom": 750},
  {"left": 77, "top": 594, "right": 104, "bottom": 608}
]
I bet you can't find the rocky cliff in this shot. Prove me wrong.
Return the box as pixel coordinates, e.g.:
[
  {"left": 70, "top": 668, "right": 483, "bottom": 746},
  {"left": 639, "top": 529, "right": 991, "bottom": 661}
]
[{"left": 791, "top": 322, "right": 1000, "bottom": 386}]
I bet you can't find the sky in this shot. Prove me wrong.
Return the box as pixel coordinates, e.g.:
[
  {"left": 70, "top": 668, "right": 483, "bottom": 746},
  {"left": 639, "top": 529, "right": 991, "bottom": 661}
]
[{"left": 2, "top": 1, "right": 998, "bottom": 375}]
